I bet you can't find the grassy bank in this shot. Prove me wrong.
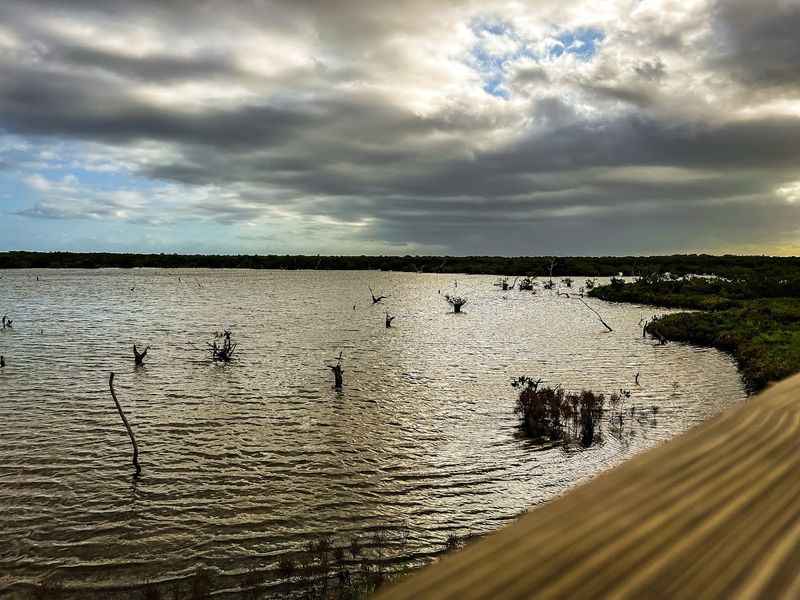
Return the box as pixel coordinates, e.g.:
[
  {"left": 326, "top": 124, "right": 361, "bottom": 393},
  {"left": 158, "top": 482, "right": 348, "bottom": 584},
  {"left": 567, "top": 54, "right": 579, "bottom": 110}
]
[{"left": 590, "top": 276, "right": 800, "bottom": 391}]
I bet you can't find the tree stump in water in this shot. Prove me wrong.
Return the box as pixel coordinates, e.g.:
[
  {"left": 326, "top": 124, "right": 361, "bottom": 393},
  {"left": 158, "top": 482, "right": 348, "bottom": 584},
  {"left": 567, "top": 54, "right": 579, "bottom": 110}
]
[
  {"left": 445, "top": 294, "right": 468, "bottom": 313},
  {"left": 133, "top": 344, "right": 149, "bottom": 366},
  {"left": 327, "top": 351, "right": 344, "bottom": 390}
]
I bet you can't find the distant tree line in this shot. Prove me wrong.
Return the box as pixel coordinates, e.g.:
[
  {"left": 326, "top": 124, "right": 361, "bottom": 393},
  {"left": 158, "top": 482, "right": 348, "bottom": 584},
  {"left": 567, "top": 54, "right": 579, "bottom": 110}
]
[{"left": 2, "top": 251, "right": 800, "bottom": 278}]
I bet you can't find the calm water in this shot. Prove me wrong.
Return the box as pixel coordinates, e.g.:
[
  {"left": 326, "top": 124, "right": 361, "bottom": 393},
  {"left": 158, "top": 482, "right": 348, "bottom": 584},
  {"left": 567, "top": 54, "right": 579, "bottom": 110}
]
[{"left": 0, "top": 270, "right": 746, "bottom": 598}]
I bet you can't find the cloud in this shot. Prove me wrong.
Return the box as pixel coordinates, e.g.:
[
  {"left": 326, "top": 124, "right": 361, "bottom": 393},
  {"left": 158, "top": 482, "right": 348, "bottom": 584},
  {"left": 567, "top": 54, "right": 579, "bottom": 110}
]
[{"left": 1, "top": 0, "right": 799, "bottom": 254}]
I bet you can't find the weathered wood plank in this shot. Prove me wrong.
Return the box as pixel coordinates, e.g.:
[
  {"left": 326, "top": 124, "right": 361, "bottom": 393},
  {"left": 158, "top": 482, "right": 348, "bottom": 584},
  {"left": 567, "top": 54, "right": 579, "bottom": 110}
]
[{"left": 377, "top": 374, "right": 800, "bottom": 599}]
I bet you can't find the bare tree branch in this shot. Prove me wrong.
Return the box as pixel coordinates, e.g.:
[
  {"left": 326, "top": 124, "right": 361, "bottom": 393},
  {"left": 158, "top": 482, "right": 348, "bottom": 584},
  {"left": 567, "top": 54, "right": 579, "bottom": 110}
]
[{"left": 108, "top": 372, "right": 141, "bottom": 477}]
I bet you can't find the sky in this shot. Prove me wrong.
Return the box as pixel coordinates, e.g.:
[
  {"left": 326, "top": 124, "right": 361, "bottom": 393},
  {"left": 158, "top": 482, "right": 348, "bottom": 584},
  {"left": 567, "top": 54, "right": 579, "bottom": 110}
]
[{"left": 1, "top": 0, "right": 800, "bottom": 256}]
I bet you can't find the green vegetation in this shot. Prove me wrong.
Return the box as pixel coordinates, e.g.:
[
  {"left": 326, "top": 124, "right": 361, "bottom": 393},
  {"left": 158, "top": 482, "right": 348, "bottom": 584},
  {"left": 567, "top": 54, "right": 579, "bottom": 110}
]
[
  {"left": 512, "top": 377, "right": 613, "bottom": 447},
  {"left": 4, "top": 251, "right": 800, "bottom": 278},
  {"left": 590, "top": 273, "right": 800, "bottom": 391}
]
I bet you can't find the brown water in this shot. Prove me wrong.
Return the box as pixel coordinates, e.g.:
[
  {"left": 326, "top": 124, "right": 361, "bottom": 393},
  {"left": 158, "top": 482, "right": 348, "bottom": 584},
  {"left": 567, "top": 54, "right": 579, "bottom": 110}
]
[{"left": 0, "top": 270, "right": 746, "bottom": 598}]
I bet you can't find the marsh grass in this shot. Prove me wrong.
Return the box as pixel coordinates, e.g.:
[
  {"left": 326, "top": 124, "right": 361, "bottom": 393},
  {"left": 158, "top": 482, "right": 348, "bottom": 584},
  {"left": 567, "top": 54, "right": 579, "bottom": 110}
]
[{"left": 512, "top": 377, "right": 613, "bottom": 447}]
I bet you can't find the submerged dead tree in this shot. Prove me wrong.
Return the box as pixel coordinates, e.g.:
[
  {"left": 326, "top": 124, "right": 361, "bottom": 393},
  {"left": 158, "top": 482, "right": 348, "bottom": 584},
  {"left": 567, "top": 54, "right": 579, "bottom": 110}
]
[
  {"left": 108, "top": 372, "right": 141, "bottom": 476},
  {"left": 327, "top": 351, "right": 344, "bottom": 389},
  {"left": 385, "top": 312, "right": 395, "bottom": 328},
  {"left": 518, "top": 277, "right": 534, "bottom": 291},
  {"left": 368, "top": 286, "right": 389, "bottom": 305},
  {"left": 445, "top": 294, "right": 468, "bottom": 313},
  {"left": 133, "top": 344, "right": 149, "bottom": 367},
  {"left": 494, "top": 277, "right": 510, "bottom": 291},
  {"left": 543, "top": 258, "right": 557, "bottom": 290},
  {"left": 209, "top": 329, "right": 237, "bottom": 362}
]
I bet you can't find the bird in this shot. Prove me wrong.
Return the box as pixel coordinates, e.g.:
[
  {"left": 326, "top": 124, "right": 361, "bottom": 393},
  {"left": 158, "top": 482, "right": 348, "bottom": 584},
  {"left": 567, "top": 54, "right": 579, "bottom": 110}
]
[{"left": 0, "top": 355, "right": 5, "bottom": 368}]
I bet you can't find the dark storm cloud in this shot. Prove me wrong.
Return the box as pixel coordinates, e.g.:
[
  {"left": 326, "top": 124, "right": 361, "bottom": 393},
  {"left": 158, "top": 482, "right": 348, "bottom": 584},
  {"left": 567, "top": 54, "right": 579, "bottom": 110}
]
[
  {"left": 0, "top": 63, "right": 316, "bottom": 148},
  {"left": 712, "top": 0, "right": 800, "bottom": 89},
  {"left": 2, "top": 0, "right": 800, "bottom": 254},
  {"left": 57, "top": 45, "right": 237, "bottom": 83}
]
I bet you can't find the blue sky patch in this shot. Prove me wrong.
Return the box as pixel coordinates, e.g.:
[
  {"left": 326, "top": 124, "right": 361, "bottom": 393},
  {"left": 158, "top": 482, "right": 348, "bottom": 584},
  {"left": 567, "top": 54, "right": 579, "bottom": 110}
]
[
  {"left": 549, "top": 27, "right": 605, "bottom": 61},
  {"left": 468, "top": 19, "right": 604, "bottom": 99}
]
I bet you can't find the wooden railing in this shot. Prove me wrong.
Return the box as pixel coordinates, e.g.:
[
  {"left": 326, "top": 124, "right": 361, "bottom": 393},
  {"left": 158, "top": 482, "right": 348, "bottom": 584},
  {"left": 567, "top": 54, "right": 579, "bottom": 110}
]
[{"left": 377, "top": 374, "right": 800, "bottom": 599}]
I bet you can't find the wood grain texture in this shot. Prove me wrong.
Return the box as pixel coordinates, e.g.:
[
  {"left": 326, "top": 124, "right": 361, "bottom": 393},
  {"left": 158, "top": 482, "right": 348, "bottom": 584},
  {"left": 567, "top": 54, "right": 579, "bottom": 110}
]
[{"left": 377, "top": 374, "right": 800, "bottom": 599}]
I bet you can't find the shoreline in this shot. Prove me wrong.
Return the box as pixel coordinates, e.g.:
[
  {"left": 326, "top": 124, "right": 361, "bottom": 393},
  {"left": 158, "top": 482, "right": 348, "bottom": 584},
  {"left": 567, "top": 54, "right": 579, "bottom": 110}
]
[{"left": 590, "top": 278, "right": 800, "bottom": 392}]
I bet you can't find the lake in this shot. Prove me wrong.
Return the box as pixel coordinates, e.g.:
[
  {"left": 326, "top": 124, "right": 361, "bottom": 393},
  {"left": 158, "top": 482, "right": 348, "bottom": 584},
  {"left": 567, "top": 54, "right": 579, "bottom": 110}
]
[{"left": 0, "top": 269, "right": 747, "bottom": 598}]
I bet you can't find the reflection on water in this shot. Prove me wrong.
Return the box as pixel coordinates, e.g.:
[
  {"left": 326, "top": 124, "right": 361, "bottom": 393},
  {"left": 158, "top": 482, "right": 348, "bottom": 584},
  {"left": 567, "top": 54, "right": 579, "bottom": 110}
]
[{"left": 0, "top": 270, "right": 746, "bottom": 597}]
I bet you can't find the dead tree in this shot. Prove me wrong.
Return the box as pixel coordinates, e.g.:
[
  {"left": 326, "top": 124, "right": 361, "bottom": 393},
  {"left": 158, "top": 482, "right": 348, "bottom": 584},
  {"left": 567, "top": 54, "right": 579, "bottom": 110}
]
[
  {"left": 108, "top": 372, "right": 141, "bottom": 477},
  {"left": 368, "top": 286, "right": 389, "bottom": 305},
  {"left": 494, "top": 277, "right": 510, "bottom": 291},
  {"left": 133, "top": 344, "right": 149, "bottom": 367},
  {"left": 577, "top": 298, "right": 613, "bottom": 332},
  {"left": 518, "top": 277, "right": 534, "bottom": 291},
  {"left": 0, "top": 355, "right": 4, "bottom": 368},
  {"left": 585, "top": 278, "right": 597, "bottom": 290},
  {"left": 327, "top": 351, "right": 344, "bottom": 390},
  {"left": 640, "top": 317, "right": 649, "bottom": 338},
  {"left": 445, "top": 294, "right": 468, "bottom": 313},
  {"left": 385, "top": 312, "right": 396, "bottom": 328},
  {"left": 209, "top": 329, "right": 237, "bottom": 362}
]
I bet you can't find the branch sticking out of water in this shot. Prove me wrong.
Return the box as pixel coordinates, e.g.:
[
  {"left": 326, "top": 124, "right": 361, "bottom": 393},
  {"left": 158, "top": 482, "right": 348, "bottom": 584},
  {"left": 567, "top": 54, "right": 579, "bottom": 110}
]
[
  {"left": 577, "top": 298, "right": 613, "bottom": 332},
  {"left": 327, "top": 351, "right": 344, "bottom": 389},
  {"left": 108, "top": 372, "right": 141, "bottom": 477}
]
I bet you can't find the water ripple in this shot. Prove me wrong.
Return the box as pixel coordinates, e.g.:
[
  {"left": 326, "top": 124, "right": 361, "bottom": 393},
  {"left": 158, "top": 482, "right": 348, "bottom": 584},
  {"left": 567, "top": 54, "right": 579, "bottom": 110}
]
[{"left": 0, "top": 270, "right": 746, "bottom": 597}]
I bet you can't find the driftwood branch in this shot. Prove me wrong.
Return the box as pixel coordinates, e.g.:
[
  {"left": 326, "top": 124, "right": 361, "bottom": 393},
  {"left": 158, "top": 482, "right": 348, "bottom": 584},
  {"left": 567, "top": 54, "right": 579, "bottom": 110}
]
[
  {"left": 108, "top": 372, "right": 141, "bottom": 476},
  {"left": 577, "top": 298, "right": 613, "bottom": 332}
]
